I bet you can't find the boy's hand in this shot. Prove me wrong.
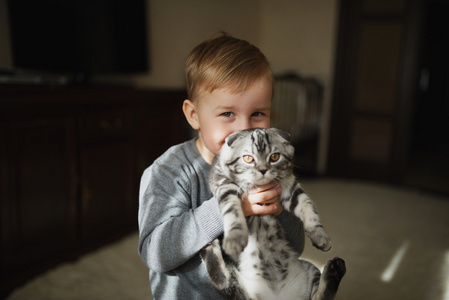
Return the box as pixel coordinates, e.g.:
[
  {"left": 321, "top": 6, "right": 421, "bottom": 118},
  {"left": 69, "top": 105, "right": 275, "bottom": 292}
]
[{"left": 242, "top": 182, "right": 283, "bottom": 217}]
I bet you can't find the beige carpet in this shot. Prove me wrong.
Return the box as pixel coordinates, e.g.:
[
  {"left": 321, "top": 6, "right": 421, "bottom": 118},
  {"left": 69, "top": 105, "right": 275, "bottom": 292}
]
[
  {"left": 7, "top": 234, "right": 151, "bottom": 300},
  {"left": 7, "top": 178, "right": 449, "bottom": 300}
]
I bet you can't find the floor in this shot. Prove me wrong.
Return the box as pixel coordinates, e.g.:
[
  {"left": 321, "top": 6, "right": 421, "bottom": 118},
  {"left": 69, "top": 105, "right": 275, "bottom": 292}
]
[
  {"left": 300, "top": 179, "right": 449, "bottom": 300},
  {"left": 6, "top": 178, "right": 449, "bottom": 300}
]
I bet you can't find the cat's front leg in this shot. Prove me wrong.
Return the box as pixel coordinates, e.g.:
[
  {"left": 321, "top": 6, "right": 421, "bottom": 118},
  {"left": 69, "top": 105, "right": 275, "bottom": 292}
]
[
  {"left": 287, "top": 184, "right": 332, "bottom": 251},
  {"left": 306, "top": 224, "right": 332, "bottom": 252},
  {"left": 217, "top": 185, "right": 249, "bottom": 257}
]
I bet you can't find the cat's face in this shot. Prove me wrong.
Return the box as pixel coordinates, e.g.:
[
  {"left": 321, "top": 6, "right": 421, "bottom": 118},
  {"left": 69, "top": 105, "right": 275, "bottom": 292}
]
[{"left": 219, "top": 128, "right": 294, "bottom": 188}]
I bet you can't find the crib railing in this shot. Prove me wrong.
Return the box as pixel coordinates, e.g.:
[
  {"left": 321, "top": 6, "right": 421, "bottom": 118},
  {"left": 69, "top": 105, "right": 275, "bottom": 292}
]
[{"left": 271, "top": 73, "right": 323, "bottom": 174}]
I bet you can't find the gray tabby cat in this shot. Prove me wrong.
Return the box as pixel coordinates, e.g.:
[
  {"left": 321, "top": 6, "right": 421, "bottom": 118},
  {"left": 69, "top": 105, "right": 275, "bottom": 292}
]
[{"left": 201, "top": 128, "right": 345, "bottom": 300}]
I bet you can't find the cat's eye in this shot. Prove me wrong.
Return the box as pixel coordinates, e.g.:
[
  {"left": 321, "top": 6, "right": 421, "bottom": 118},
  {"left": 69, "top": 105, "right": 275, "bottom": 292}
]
[
  {"left": 243, "top": 155, "right": 254, "bottom": 163},
  {"left": 270, "top": 153, "right": 280, "bottom": 162}
]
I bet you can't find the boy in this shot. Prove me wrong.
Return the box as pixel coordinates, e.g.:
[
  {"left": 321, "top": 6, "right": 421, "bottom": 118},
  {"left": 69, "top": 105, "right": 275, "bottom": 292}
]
[{"left": 138, "top": 33, "right": 304, "bottom": 299}]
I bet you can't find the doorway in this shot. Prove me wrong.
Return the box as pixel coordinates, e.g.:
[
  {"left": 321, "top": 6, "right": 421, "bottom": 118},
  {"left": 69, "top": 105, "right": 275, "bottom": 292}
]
[{"left": 327, "top": 0, "right": 449, "bottom": 194}]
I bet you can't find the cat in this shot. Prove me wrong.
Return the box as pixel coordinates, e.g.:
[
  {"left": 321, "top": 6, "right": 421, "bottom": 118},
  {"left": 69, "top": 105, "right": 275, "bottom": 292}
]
[{"left": 201, "top": 128, "right": 345, "bottom": 300}]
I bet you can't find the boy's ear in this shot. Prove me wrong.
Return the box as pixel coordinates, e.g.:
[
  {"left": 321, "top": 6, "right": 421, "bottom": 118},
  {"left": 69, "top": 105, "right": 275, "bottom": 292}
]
[{"left": 182, "top": 99, "right": 200, "bottom": 130}]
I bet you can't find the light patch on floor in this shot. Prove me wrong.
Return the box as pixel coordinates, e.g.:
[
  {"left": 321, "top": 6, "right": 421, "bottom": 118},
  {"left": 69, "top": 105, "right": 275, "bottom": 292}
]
[
  {"left": 442, "top": 251, "right": 449, "bottom": 300},
  {"left": 381, "top": 240, "right": 410, "bottom": 282}
]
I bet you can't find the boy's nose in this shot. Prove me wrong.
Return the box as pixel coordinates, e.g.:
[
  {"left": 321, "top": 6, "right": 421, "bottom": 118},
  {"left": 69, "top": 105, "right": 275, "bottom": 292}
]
[{"left": 234, "top": 119, "right": 252, "bottom": 131}]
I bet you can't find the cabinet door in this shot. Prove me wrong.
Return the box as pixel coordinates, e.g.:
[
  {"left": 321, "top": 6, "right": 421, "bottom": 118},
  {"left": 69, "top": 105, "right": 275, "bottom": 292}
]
[
  {"left": 79, "top": 106, "right": 136, "bottom": 243},
  {"left": 136, "top": 97, "right": 188, "bottom": 175},
  {"left": 0, "top": 117, "right": 77, "bottom": 275}
]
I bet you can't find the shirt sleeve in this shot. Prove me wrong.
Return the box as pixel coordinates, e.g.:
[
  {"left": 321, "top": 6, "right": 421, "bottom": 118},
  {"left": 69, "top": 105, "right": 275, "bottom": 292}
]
[
  {"left": 138, "top": 161, "right": 224, "bottom": 273},
  {"left": 277, "top": 210, "right": 305, "bottom": 256}
]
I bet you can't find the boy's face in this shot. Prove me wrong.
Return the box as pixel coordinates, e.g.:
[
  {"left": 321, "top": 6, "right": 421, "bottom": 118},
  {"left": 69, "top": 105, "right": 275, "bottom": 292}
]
[{"left": 183, "top": 76, "right": 272, "bottom": 164}]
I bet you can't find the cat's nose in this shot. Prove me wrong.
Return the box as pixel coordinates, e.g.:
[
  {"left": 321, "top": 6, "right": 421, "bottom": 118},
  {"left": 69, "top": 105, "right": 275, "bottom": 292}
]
[{"left": 260, "top": 169, "right": 267, "bottom": 175}]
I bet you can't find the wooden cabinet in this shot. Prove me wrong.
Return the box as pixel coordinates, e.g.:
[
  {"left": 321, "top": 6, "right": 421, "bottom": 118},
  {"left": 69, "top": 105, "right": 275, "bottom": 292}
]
[
  {"left": 0, "top": 114, "right": 77, "bottom": 280},
  {"left": 0, "top": 86, "right": 188, "bottom": 296},
  {"left": 78, "top": 105, "right": 137, "bottom": 243}
]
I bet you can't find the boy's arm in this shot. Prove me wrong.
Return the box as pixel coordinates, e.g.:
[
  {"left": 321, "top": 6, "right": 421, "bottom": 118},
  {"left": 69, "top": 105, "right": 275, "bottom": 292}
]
[{"left": 138, "top": 165, "right": 223, "bottom": 273}]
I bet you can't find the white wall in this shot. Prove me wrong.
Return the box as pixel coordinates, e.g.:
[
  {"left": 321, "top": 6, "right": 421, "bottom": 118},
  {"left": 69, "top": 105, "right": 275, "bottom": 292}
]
[
  {"left": 96, "top": 0, "right": 338, "bottom": 90},
  {"left": 142, "top": 0, "right": 261, "bottom": 88},
  {"left": 95, "top": 0, "right": 339, "bottom": 173},
  {"left": 95, "top": 0, "right": 262, "bottom": 88},
  {"left": 258, "top": 0, "right": 339, "bottom": 173},
  {"left": 260, "top": 0, "right": 338, "bottom": 78}
]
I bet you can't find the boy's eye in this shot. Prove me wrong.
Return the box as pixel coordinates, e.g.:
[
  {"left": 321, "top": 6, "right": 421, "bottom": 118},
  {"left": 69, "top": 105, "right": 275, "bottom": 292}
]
[
  {"left": 243, "top": 155, "right": 254, "bottom": 163},
  {"left": 252, "top": 112, "right": 264, "bottom": 117},
  {"left": 221, "top": 112, "right": 234, "bottom": 117},
  {"left": 270, "top": 153, "right": 280, "bottom": 162}
]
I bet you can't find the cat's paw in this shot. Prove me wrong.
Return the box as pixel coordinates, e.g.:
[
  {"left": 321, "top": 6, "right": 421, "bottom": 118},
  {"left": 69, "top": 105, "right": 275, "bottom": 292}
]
[
  {"left": 322, "top": 257, "right": 346, "bottom": 287},
  {"left": 222, "top": 230, "right": 248, "bottom": 257},
  {"left": 200, "top": 239, "right": 221, "bottom": 262},
  {"left": 306, "top": 226, "right": 332, "bottom": 252}
]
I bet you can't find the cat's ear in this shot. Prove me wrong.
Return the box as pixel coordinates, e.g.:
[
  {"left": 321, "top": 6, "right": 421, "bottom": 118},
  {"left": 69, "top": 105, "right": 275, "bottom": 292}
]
[
  {"left": 225, "top": 131, "right": 243, "bottom": 146},
  {"left": 271, "top": 128, "right": 291, "bottom": 142}
]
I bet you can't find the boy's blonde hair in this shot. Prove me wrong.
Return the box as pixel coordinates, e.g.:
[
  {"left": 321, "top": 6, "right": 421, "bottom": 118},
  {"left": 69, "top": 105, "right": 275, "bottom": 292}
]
[{"left": 185, "top": 32, "right": 273, "bottom": 101}]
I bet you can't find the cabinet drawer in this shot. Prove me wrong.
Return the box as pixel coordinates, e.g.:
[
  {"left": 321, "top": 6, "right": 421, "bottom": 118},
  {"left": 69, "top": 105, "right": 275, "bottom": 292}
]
[{"left": 80, "top": 107, "right": 134, "bottom": 138}]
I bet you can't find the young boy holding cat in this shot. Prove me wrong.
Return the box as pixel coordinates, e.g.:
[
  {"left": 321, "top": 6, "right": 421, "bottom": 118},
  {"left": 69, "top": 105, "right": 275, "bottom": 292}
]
[{"left": 138, "top": 33, "right": 304, "bottom": 299}]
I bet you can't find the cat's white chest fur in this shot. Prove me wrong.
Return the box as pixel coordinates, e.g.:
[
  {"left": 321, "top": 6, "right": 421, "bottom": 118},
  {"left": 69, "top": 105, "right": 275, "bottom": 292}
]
[{"left": 237, "top": 227, "right": 312, "bottom": 300}]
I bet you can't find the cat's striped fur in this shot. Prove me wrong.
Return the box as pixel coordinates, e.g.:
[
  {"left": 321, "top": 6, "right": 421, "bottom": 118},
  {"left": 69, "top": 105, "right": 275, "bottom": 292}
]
[{"left": 201, "top": 128, "right": 345, "bottom": 300}]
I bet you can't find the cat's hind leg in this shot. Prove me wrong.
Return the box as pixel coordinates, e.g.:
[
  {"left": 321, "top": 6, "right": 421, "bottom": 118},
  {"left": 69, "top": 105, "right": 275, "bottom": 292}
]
[
  {"left": 311, "top": 257, "right": 346, "bottom": 300},
  {"left": 200, "top": 239, "right": 251, "bottom": 300},
  {"left": 200, "top": 239, "right": 231, "bottom": 290}
]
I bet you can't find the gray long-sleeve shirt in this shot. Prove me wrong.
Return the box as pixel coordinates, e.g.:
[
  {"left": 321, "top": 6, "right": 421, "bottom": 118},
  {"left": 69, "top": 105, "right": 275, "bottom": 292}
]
[{"left": 138, "top": 139, "right": 304, "bottom": 299}]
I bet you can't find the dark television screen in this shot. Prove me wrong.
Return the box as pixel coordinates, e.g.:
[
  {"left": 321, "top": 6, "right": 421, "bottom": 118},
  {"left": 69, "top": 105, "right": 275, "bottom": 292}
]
[{"left": 7, "top": 0, "right": 148, "bottom": 77}]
